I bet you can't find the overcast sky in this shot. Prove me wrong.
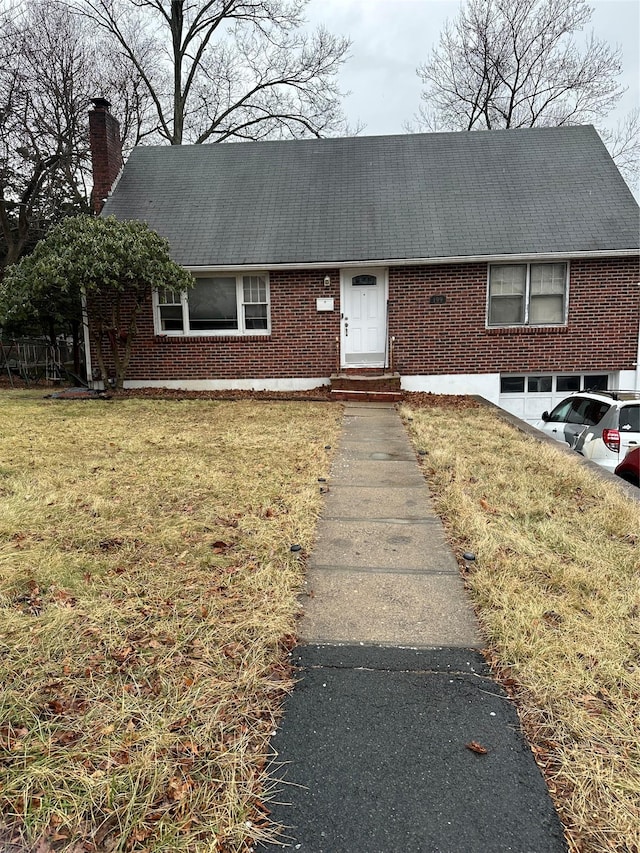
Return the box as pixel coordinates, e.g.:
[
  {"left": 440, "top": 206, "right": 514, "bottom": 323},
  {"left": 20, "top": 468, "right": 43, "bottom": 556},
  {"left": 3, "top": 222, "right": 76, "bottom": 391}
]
[{"left": 305, "top": 0, "right": 640, "bottom": 136}]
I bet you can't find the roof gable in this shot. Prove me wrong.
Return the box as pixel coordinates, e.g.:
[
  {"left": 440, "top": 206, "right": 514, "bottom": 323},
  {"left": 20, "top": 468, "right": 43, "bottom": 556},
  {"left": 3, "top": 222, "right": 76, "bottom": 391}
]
[{"left": 102, "top": 126, "right": 640, "bottom": 266}]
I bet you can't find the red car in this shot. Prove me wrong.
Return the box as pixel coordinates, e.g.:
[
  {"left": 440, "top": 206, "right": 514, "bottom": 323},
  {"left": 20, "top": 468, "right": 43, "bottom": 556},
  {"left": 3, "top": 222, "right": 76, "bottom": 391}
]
[{"left": 615, "top": 447, "right": 640, "bottom": 488}]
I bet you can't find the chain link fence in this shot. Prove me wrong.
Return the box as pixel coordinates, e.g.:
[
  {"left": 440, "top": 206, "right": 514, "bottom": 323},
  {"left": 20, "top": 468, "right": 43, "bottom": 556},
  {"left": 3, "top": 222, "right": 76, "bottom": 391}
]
[{"left": 0, "top": 337, "right": 82, "bottom": 385}]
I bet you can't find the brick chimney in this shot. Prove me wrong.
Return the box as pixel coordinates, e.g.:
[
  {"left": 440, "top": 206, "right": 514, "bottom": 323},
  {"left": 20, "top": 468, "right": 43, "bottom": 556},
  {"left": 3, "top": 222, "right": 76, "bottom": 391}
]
[{"left": 89, "top": 97, "right": 123, "bottom": 215}]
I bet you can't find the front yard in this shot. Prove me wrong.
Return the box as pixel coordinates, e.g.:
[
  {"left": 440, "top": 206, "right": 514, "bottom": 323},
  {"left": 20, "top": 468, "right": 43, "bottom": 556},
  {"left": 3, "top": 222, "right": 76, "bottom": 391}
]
[
  {"left": 0, "top": 393, "right": 341, "bottom": 851},
  {"left": 1, "top": 391, "right": 638, "bottom": 852}
]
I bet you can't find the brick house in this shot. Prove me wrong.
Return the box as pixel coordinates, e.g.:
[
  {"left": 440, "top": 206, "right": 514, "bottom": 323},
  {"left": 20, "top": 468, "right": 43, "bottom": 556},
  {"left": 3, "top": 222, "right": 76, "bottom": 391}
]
[{"left": 88, "top": 100, "right": 640, "bottom": 420}]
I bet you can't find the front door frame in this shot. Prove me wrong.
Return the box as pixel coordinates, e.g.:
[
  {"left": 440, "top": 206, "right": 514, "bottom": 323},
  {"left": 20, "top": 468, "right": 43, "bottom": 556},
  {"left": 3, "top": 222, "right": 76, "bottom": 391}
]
[{"left": 340, "top": 267, "right": 388, "bottom": 369}]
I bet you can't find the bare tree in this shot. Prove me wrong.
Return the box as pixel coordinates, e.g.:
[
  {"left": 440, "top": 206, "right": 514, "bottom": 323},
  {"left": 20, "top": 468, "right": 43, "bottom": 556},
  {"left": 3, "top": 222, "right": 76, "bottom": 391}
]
[
  {"left": 70, "top": 0, "right": 351, "bottom": 145},
  {"left": 598, "top": 107, "right": 640, "bottom": 192},
  {"left": 409, "top": 0, "right": 640, "bottom": 188},
  {"left": 413, "top": 0, "right": 624, "bottom": 133},
  {"left": 0, "top": 0, "right": 149, "bottom": 274},
  {"left": 1, "top": 2, "right": 76, "bottom": 271}
]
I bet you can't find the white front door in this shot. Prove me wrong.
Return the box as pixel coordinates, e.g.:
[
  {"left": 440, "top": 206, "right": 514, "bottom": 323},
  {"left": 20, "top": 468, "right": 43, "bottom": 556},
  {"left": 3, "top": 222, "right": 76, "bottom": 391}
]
[{"left": 341, "top": 268, "right": 387, "bottom": 367}]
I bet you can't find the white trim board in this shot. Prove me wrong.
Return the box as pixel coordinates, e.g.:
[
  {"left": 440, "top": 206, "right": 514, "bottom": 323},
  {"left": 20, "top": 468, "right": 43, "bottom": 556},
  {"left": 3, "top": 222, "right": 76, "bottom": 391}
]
[
  {"left": 185, "top": 248, "right": 639, "bottom": 274},
  {"left": 106, "top": 371, "right": 638, "bottom": 398}
]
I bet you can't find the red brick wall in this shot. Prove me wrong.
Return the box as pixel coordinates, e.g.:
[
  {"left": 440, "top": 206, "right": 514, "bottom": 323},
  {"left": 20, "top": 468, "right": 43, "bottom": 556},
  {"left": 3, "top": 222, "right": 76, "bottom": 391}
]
[
  {"left": 88, "top": 257, "right": 639, "bottom": 383},
  {"left": 91, "top": 269, "right": 341, "bottom": 381},
  {"left": 389, "top": 257, "right": 640, "bottom": 375}
]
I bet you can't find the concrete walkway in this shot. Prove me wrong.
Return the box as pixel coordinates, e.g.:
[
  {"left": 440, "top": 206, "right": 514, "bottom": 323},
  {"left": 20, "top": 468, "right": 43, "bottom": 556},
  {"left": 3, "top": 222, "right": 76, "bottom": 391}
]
[{"left": 257, "top": 403, "right": 568, "bottom": 853}]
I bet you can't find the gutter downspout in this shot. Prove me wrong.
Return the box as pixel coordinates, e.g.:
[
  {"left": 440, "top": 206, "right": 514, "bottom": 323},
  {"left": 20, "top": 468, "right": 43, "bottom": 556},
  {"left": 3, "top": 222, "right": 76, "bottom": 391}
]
[
  {"left": 635, "top": 280, "right": 640, "bottom": 392},
  {"left": 82, "top": 293, "right": 94, "bottom": 388}
]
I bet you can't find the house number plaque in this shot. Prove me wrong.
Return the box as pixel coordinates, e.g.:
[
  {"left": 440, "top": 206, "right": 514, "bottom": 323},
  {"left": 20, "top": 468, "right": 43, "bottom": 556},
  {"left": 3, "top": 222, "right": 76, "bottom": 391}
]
[{"left": 430, "top": 294, "right": 446, "bottom": 304}]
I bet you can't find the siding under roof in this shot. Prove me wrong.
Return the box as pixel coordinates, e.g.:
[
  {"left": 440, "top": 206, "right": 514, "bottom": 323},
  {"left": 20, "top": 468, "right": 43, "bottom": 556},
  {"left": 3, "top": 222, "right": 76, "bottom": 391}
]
[{"left": 102, "top": 125, "right": 640, "bottom": 267}]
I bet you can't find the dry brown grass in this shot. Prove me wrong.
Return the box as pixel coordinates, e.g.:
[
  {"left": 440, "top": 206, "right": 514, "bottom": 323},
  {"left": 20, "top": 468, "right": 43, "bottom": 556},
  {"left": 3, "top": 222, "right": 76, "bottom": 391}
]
[
  {"left": 0, "top": 392, "right": 341, "bottom": 852},
  {"left": 401, "top": 398, "right": 640, "bottom": 853}
]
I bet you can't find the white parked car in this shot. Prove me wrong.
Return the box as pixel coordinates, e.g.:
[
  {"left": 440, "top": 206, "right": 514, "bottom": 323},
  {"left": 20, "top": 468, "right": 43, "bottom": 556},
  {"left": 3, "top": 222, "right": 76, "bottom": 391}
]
[{"left": 536, "top": 391, "right": 640, "bottom": 472}]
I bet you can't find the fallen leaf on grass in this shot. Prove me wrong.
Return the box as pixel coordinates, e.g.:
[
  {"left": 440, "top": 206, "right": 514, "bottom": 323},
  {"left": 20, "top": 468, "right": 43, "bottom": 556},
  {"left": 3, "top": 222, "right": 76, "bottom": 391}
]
[
  {"left": 0, "top": 725, "right": 29, "bottom": 750},
  {"left": 168, "top": 716, "right": 192, "bottom": 732},
  {"left": 542, "top": 610, "right": 564, "bottom": 628},
  {"left": 175, "top": 740, "right": 199, "bottom": 757},
  {"left": 280, "top": 634, "right": 297, "bottom": 651},
  {"left": 214, "top": 515, "right": 239, "bottom": 528},
  {"left": 52, "top": 730, "right": 81, "bottom": 746},
  {"left": 166, "top": 776, "right": 193, "bottom": 802},
  {"left": 466, "top": 741, "right": 488, "bottom": 755},
  {"left": 53, "top": 588, "right": 76, "bottom": 607},
  {"left": 98, "top": 537, "right": 124, "bottom": 551},
  {"left": 222, "top": 642, "right": 245, "bottom": 659},
  {"left": 578, "top": 692, "right": 616, "bottom": 715},
  {"left": 129, "top": 826, "right": 153, "bottom": 843},
  {"left": 50, "top": 831, "right": 71, "bottom": 842},
  {"left": 111, "top": 646, "right": 134, "bottom": 663}
]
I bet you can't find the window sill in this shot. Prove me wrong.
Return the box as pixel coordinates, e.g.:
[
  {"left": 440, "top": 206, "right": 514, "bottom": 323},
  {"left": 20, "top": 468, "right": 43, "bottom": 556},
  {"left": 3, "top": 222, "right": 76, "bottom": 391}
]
[
  {"left": 155, "top": 333, "right": 271, "bottom": 342},
  {"left": 486, "top": 325, "right": 568, "bottom": 334}
]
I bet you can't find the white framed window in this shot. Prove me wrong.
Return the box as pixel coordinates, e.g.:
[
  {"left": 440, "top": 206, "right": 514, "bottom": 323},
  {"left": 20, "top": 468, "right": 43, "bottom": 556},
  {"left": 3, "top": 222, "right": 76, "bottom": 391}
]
[
  {"left": 155, "top": 274, "right": 270, "bottom": 336},
  {"left": 498, "top": 373, "right": 612, "bottom": 423},
  {"left": 488, "top": 262, "right": 568, "bottom": 326},
  {"left": 500, "top": 374, "right": 610, "bottom": 395}
]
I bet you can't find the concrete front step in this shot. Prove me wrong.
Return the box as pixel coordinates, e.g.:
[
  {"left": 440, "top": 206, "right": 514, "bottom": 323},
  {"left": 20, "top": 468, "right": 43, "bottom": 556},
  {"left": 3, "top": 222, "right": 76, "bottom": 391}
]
[
  {"left": 330, "top": 371, "right": 401, "bottom": 392},
  {"left": 330, "top": 372, "right": 402, "bottom": 401},
  {"left": 330, "top": 389, "right": 403, "bottom": 403}
]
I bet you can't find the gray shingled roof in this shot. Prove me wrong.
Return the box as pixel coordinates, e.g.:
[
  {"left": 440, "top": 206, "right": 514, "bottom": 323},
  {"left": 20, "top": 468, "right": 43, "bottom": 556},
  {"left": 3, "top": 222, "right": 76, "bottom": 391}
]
[{"left": 102, "top": 125, "right": 639, "bottom": 266}]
